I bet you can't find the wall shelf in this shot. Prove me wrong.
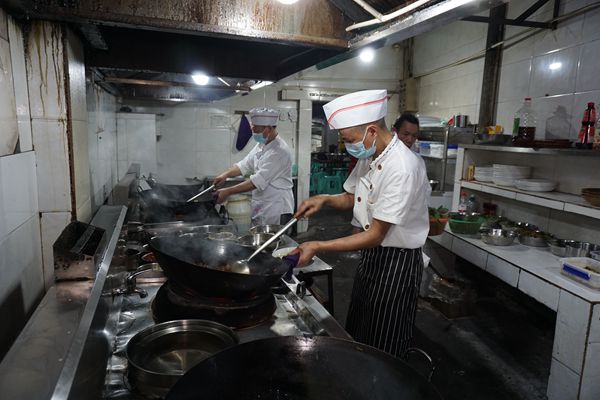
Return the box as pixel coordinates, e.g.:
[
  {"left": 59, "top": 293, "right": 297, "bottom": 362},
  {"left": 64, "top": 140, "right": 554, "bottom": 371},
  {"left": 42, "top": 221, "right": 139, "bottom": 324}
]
[
  {"left": 461, "top": 144, "right": 600, "bottom": 158},
  {"left": 459, "top": 180, "right": 600, "bottom": 219}
]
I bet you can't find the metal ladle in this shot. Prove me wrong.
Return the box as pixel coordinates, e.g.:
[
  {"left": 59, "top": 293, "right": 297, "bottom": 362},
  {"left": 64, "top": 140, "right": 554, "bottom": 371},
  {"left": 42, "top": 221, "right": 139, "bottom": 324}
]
[
  {"left": 230, "top": 218, "right": 298, "bottom": 274},
  {"left": 186, "top": 184, "right": 215, "bottom": 203}
]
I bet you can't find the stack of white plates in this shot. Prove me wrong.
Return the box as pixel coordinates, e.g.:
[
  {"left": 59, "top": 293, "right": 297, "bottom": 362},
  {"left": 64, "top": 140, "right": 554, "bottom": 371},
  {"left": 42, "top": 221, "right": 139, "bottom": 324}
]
[
  {"left": 514, "top": 178, "right": 557, "bottom": 192},
  {"left": 492, "top": 164, "right": 532, "bottom": 187},
  {"left": 474, "top": 166, "right": 494, "bottom": 182}
]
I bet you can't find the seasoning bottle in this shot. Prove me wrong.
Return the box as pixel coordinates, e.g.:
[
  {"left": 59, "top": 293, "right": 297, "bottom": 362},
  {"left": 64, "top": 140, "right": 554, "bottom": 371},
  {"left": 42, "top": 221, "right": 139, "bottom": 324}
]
[
  {"left": 594, "top": 115, "right": 600, "bottom": 150},
  {"left": 458, "top": 192, "right": 468, "bottom": 213},
  {"left": 577, "top": 102, "right": 596, "bottom": 149}
]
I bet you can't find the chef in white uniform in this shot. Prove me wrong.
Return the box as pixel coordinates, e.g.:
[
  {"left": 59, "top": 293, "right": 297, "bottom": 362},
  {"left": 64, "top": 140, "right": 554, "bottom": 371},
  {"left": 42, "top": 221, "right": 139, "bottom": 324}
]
[
  {"left": 213, "top": 107, "right": 294, "bottom": 225},
  {"left": 291, "top": 90, "right": 429, "bottom": 358}
]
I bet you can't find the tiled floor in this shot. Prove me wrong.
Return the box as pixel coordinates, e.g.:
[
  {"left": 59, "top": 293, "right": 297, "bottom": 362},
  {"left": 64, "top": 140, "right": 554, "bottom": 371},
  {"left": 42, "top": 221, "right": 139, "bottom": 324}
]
[{"left": 294, "top": 207, "right": 554, "bottom": 400}]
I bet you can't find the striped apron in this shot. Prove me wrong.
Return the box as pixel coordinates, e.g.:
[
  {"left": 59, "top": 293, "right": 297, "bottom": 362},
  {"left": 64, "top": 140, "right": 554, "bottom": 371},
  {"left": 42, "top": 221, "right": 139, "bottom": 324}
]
[{"left": 345, "top": 246, "right": 423, "bottom": 358}]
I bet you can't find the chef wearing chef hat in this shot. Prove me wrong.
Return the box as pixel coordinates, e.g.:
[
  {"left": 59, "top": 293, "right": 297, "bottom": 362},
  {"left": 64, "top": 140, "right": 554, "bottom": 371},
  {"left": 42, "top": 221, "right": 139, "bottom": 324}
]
[
  {"left": 291, "top": 89, "right": 429, "bottom": 358},
  {"left": 213, "top": 107, "right": 294, "bottom": 225}
]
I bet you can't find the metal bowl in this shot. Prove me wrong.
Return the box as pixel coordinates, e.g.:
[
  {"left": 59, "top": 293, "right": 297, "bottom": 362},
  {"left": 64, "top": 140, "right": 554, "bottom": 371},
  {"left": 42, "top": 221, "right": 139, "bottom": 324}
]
[
  {"left": 518, "top": 230, "right": 551, "bottom": 247},
  {"left": 237, "top": 233, "right": 281, "bottom": 252},
  {"left": 248, "top": 224, "right": 283, "bottom": 235},
  {"left": 126, "top": 319, "right": 238, "bottom": 398},
  {"left": 479, "top": 228, "right": 517, "bottom": 246},
  {"left": 565, "top": 241, "right": 600, "bottom": 257}
]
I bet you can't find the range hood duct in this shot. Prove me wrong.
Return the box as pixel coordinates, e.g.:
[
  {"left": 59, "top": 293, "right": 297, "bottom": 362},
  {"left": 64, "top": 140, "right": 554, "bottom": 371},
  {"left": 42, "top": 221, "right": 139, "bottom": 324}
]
[{"left": 349, "top": 0, "right": 509, "bottom": 49}]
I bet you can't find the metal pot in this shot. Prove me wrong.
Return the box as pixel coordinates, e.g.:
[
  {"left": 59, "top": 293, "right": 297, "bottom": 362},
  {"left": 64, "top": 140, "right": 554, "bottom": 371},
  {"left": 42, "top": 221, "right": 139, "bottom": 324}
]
[
  {"left": 149, "top": 234, "right": 288, "bottom": 298},
  {"left": 248, "top": 224, "right": 283, "bottom": 234},
  {"left": 166, "top": 336, "right": 442, "bottom": 400},
  {"left": 126, "top": 319, "right": 238, "bottom": 398},
  {"left": 237, "top": 233, "right": 281, "bottom": 252},
  {"left": 143, "top": 222, "right": 236, "bottom": 242}
]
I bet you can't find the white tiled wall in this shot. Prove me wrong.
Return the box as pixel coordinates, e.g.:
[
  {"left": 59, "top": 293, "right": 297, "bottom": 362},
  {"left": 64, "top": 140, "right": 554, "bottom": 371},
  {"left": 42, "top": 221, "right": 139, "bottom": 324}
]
[
  {"left": 0, "top": 9, "right": 44, "bottom": 359},
  {"left": 8, "top": 16, "right": 32, "bottom": 152},
  {"left": 0, "top": 31, "right": 18, "bottom": 156},
  {"left": 87, "top": 81, "right": 118, "bottom": 214},
  {"left": 413, "top": 20, "right": 487, "bottom": 121},
  {"left": 116, "top": 113, "right": 157, "bottom": 178},
  {"left": 414, "top": 0, "right": 600, "bottom": 144}
]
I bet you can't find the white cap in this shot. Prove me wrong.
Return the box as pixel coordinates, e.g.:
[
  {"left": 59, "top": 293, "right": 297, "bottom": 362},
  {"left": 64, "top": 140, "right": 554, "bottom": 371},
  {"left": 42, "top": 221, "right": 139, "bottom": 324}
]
[
  {"left": 249, "top": 107, "right": 279, "bottom": 126},
  {"left": 323, "top": 89, "right": 387, "bottom": 130}
]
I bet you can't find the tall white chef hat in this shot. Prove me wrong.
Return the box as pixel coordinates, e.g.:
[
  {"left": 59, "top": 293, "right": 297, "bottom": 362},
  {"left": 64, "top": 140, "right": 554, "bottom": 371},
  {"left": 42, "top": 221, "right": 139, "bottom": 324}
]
[
  {"left": 323, "top": 89, "right": 387, "bottom": 130},
  {"left": 249, "top": 107, "right": 279, "bottom": 126}
]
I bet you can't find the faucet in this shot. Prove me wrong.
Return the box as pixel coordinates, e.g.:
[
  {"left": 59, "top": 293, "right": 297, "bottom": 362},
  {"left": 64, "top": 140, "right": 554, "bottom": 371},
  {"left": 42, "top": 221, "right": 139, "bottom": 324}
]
[{"left": 112, "top": 263, "right": 161, "bottom": 298}]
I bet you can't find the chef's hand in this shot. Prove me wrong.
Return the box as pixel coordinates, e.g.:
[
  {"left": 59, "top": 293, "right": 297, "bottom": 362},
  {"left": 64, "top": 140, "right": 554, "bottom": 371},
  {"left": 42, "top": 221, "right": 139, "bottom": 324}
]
[
  {"left": 294, "top": 195, "right": 327, "bottom": 219},
  {"left": 288, "top": 241, "right": 320, "bottom": 267},
  {"left": 214, "top": 188, "right": 230, "bottom": 204},
  {"left": 213, "top": 173, "right": 228, "bottom": 188}
]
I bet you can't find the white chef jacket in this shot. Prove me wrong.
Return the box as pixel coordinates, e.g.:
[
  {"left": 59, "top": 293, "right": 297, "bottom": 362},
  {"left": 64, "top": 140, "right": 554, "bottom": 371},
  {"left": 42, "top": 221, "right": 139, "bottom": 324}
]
[
  {"left": 235, "top": 136, "right": 294, "bottom": 225},
  {"left": 343, "top": 135, "right": 429, "bottom": 249}
]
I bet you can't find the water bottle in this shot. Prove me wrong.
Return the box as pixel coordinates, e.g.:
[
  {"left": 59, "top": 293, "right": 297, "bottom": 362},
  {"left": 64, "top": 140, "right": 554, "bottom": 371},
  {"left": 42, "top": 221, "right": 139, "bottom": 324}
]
[{"left": 466, "top": 195, "right": 479, "bottom": 213}]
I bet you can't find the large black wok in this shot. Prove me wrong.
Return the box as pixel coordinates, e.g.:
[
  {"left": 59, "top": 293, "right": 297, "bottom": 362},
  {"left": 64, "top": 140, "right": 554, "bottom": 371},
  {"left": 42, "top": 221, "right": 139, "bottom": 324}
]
[
  {"left": 149, "top": 235, "right": 288, "bottom": 298},
  {"left": 138, "top": 185, "right": 222, "bottom": 223},
  {"left": 166, "top": 336, "right": 442, "bottom": 400}
]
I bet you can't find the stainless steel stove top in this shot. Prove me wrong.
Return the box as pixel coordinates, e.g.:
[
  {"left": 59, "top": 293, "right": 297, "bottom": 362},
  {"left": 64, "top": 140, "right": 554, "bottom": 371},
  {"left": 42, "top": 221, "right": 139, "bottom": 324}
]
[{"left": 103, "top": 277, "right": 347, "bottom": 399}]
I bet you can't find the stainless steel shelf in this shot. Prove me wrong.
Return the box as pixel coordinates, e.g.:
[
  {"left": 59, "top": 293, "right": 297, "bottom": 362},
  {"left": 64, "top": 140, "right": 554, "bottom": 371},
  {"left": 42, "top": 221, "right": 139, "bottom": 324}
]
[
  {"left": 459, "top": 180, "right": 600, "bottom": 220},
  {"left": 461, "top": 144, "right": 600, "bottom": 157}
]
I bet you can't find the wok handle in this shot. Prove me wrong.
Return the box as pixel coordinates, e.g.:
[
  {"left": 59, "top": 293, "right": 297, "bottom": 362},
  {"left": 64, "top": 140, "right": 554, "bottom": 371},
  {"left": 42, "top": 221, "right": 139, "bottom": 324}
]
[
  {"left": 187, "top": 184, "right": 215, "bottom": 202},
  {"left": 247, "top": 218, "right": 298, "bottom": 262}
]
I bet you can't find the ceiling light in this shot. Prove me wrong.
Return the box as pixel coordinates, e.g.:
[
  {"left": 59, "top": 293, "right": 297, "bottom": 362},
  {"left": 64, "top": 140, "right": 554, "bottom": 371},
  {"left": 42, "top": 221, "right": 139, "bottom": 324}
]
[
  {"left": 217, "top": 77, "right": 231, "bottom": 87},
  {"left": 548, "top": 62, "right": 562, "bottom": 71},
  {"left": 359, "top": 48, "right": 375, "bottom": 63},
  {"left": 250, "top": 81, "right": 274, "bottom": 90},
  {"left": 192, "top": 73, "right": 209, "bottom": 85},
  {"left": 277, "top": 0, "right": 299, "bottom": 4}
]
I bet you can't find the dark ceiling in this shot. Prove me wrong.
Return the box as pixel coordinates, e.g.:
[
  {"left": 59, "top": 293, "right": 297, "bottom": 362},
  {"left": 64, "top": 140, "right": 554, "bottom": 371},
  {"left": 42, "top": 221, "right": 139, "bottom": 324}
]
[{"left": 1, "top": 0, "right": 504, "bottom": 102}]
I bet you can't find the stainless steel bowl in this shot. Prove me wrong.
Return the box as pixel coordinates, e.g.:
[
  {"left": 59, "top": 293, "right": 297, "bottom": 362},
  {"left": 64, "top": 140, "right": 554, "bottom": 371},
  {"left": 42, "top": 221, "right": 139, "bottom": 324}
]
[
  {"left": 126, "top": 319, "right": 238, "bottom": 397},
  {"left": 565, "top": 241, "right": 600, "bottom": 257},
  {"left": 518, "top": 231, "right": 551, "bottom": 247},
  {"left": 237, "top": 233, "right": 280, "bottom": 252},
  {"left": 248, "top": 224, "right": 283, "bottom": 235},
  {"left": 479, "top": 228, "right": 517, "bottom": 246}
]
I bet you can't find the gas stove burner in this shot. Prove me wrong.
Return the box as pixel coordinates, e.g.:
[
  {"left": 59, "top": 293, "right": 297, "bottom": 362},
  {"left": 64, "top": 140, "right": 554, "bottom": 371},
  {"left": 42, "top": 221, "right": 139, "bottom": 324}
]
[{"left": 152, "top": 281, "right": 276, "bottom": 329}]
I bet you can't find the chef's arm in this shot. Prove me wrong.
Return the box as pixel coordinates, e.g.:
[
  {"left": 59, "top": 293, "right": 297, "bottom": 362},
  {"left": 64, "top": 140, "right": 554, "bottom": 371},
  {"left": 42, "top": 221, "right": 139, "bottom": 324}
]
[
  {"left": 213, "top": 165, "right": 242, "bottom": 187},
  {"left": 220, "top": 179, "right": 256, "bottom": 197},
  {"left": 294, "top": 192, "right": 354, "bottom": 218},
  {"left": 318, "top": 218, "right": 391, "bottom": 251}
]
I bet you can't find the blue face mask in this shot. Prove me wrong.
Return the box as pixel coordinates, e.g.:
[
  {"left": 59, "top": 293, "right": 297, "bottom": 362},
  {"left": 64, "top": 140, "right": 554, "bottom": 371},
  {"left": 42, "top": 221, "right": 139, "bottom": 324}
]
[
  {"left": 345, "top": 129, "right": 376, "bottom": 159},
  {"left": 253, "top": 132, "right": 267, "bottom": 144}
]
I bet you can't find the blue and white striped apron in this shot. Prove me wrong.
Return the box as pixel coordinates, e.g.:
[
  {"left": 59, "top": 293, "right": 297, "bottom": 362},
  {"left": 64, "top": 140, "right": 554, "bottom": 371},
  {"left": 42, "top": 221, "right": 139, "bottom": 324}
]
[{"left": 345, "top": 246, "right": 423, "bottom": 358}]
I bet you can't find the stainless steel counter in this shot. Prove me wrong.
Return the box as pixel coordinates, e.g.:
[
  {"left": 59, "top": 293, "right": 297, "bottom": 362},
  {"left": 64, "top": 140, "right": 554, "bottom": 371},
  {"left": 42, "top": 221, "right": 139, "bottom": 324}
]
[
  {"left": 0, "top": 205, "right": 127, "bottom": 400},
  {"left": 0, "top": 205, "right": 345, "bottom": 399}
]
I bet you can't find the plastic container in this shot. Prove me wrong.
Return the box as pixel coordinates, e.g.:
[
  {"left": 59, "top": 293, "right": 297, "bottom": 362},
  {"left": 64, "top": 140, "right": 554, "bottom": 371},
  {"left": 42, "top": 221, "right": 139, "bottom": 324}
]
[
  {"left": 430, "top": 143, "right": 445, "bottom": 158},
  {"left": 560, "top": 257, "right": 600, "bottom": 289},
  {"left": 226, "top": 194, "right": 252, "bottom": 232},
  {"left": 419, "top": 142, "right": 431, "bottom": 156},
  {"left": 447, "top": 144, "right": 458, "bottom": 158}
]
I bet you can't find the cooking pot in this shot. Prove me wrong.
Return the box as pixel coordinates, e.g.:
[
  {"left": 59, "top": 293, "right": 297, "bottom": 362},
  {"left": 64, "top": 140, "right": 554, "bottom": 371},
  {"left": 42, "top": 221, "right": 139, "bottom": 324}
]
[
  {"left": 149, "top": 234, "right": 288, "bottom": 298},
  {"left": 166, "top": 336, "right": 441, "bottom": 400}
]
